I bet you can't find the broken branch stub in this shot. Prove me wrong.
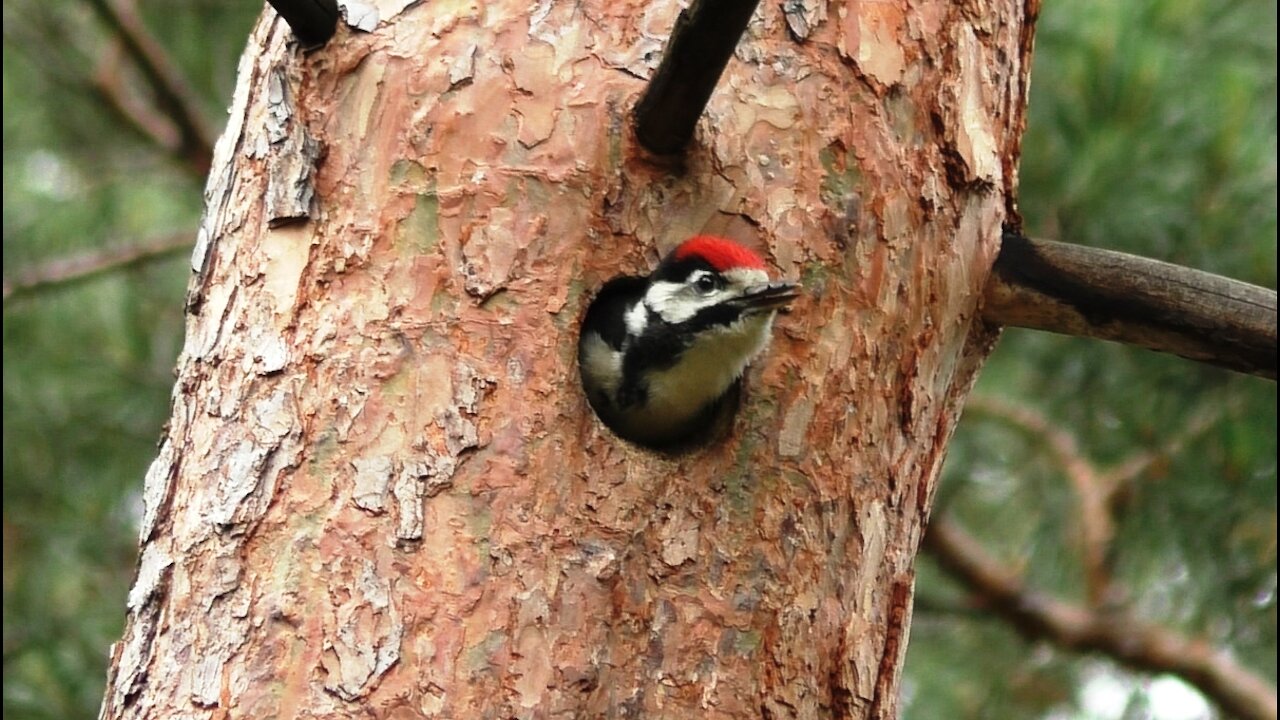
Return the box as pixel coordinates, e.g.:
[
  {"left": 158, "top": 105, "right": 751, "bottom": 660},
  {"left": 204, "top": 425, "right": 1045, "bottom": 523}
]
[
  {"left": 266, "top": 0, "right": 339, "bottom": 47},
  {"left": 633, "top": 0, "right": 762, "bottom": 156}
]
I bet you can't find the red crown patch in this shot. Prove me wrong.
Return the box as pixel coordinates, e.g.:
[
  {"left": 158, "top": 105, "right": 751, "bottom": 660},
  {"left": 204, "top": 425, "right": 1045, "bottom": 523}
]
[{"left": 672, "top": 236, "right": 767, "bottom": 272}]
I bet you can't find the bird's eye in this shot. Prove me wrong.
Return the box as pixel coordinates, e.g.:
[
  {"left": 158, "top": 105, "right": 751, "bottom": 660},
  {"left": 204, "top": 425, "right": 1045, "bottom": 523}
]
[{"left": 694, "top": 274, "right": 720, "bottom": 295}]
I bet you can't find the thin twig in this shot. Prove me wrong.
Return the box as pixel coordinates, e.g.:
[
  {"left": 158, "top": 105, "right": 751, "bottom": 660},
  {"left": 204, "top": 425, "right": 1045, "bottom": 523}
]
[
  {"left": 963, "top": 397, "right": 1231, "bottom": 607},
  {"left": 632, "top": 0, "right": 762, "bottom": 155},
  {"left": 84, "top": 0, "right": 215, "bottom": 175},
  {"left": 91, "top": 41, "right": 184, "bottom": 160},
  {"left": 911, "top": 593, "right": 992, "bottom": 620},
  {"left": 965, "top": 396, "right": 1115, "bottom": 606},
  {"left": 3, "top": 232, "right": 192, "bottom": 304},
  {"left": 925, "top": 516, "right": 1278, "bottom": 720},
  {"left": 983, "top": 232, "right": 1278, "bottom": 380},
  {"left": 1100, "top": 405, "right": 1225, "bottom": 492}
]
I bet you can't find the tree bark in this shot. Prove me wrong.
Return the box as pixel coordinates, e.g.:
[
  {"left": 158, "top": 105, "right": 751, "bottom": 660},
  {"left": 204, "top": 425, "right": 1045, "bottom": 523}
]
[{"left": 101, "top": 2, "right": 1035, "bottom": 718}]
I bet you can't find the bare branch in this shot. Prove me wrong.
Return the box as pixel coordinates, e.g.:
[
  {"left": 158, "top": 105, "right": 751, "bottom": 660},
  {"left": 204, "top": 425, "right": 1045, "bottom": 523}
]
[
  {"left": 3, "top": 232, "right": 192, "bottom": 304},
  {"left": 266, "top": 0, "right": 338, "bottom": 47},
  {"left": 2, "top": 4, "right": 96, "bottom": 89},
  {"left": 84, "top": 0, "right": 215, "bottom": 175},
  {"left": 632, "top": 0, "right": 762, "bottom": 156},
  {"left": 983, "top": 232, "right": 1278, "bottom": 380},
  {"left": 924, "top": 516, "right": 1278, "bottom": 720},
  {"left": 1100, "top": 405, "right": 1224, "bottom": 492},
  {"left": 91, "top": 41, "right": 183, "bottom": 159},
  {"left": 965, "top": 396, "right": 1115, "bottom": 606},
  {"left": 964, "top": 397, "right": 1232, "bottom": 608}
]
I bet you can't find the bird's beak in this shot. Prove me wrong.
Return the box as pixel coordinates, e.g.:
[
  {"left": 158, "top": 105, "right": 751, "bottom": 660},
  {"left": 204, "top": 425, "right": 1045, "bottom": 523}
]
[{"left": 730, "top": 281, "right": 801, "bottom": 314}]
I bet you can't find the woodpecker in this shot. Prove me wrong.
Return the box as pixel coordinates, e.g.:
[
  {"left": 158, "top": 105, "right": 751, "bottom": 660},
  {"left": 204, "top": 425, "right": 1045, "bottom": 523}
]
[{"left": 578, "top": 236, "right": 799, "bottom": 451}]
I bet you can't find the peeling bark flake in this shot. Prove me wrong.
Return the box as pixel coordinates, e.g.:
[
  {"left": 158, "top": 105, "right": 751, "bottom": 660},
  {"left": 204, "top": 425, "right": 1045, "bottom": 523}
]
[
  {"left": 208, "top": 386, "right": 302, "bottom": 529},
  {"left": 206, "top": 543, "right": 246, "bottom": 603},
  {"left": 107, "top": 544, "right": 173, "bottom": 710},
  {"left": 189, "top": 652, "right": 224, "bottom": 708},
  {"left": 437, "top": 364, "right": 492, "bottom": 455},
  {"left": 659, "top": 520, "right": 699, "bottom": 568},
  {"left": 253, "top": 332, "right": 290, "bottom": 374},
  {"left": 783, "top": 0, "right": 828, "bottom": 41},
  {"left": 264, "top": 66, "right": 321, "bottom": 226},
  {"left": 778, "top": 396, "right": 816, "bottom": 457},
  {"left": 460, "top": 211, "right": 533, "bottom": 300},
  {"left": 188, "top": 20, "right": 258, "bottom": 286},
  {"left": 334, "top": 387, "right": 369, "bottom": 443},
  {"left": 108, "top": 603, "right": 161, "bottom": 709},
  {"left": 322, "top": 560, "right": 403, "bottom": 701},
  {"left": 266, "top": 127, "right": 322, "bottom": 227},
  {"left": 392, "top": 450, "right": 464, "bottom": 542},
  {"left": 139, "top": 439, "right": 177, "bottom": 542},
  {"left": 266, "top": 68, "right": 292, "bottom": 144},
  {"left": 579, "top": 541, "right": 620, "bottom": 581},
  {"left": 128, "top": 544, "right": 174, "bottom": 612},
  {"left": 339, "top": 1, "right": 379, "bottom": 32},
  {"left": 948, "top": 25, "right": 1001, "bottom": 185},
  {"left": 392, "top": 465, "right": 425, "bottom": 541},
  {"left": 848, "top": 501, "right": 891, "bottom": 704},
  {"left": 843, "top": 3, "right": 907, "bottom": 87},
  {"left": 448, "top": 45, "right": 478, "bottom": 88},
  {"left": 352, "top": 455, "right": 394, "bottom": 513},
  {"left": 211, "top": 440, "right": 272, "bottom": 527}
]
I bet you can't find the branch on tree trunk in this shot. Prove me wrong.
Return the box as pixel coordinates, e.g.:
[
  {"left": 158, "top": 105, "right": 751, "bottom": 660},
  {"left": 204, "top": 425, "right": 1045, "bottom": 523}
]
[
  {"left": 84, "top": 0, "right": 215, "bottom": 175},
  {"left": 632, "top": 0, "right": 761, "bottom": 156},
  {"left": 982, "top": 233, "right": 1278, "bottom": 380},
  {"left": 924, "top": 516, "right": 1279, "bottom": 720},
  {"left": 265, "top": 0, "right": 338, "bottom": 48},
  {"left": 2, "top": 232, "right": 192, "bottom": 304}
]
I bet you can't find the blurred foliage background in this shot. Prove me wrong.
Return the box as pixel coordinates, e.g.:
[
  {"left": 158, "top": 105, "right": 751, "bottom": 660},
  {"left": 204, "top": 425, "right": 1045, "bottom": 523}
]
[{"left": 1, "top": 1, "right": 1274, "bottom": 719}]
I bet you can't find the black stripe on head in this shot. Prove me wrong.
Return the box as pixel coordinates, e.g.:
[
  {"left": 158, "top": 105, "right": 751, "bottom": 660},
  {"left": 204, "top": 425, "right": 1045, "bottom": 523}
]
[
  {"left": 651, "top": 255, "right": 718, "bottom": 284},
  {"left": 676, "top": 301, "right": 746, "bottom": 334}
]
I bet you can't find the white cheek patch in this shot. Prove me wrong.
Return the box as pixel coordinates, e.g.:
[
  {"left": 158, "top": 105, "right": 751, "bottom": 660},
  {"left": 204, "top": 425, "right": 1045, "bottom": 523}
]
[
  {"left": 625, "top": 301, "right": 649, "bottom": 336},
  {"left": 645, "top": 280, "right": 710, "bottom": 324},
  {"left": 644, "top": 267, "right": 774, "bottom": 326}
]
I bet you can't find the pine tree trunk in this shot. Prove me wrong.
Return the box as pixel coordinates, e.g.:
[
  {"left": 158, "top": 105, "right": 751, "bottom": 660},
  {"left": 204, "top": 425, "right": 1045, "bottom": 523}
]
[{"left": 101, "top": 1, "right": 1035, "bottom": 718}]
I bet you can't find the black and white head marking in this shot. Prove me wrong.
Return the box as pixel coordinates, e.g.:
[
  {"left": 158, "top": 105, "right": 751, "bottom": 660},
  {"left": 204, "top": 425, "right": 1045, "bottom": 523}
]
[{"left": 577, "top": 237, "right": 799, "bottom": 451}]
